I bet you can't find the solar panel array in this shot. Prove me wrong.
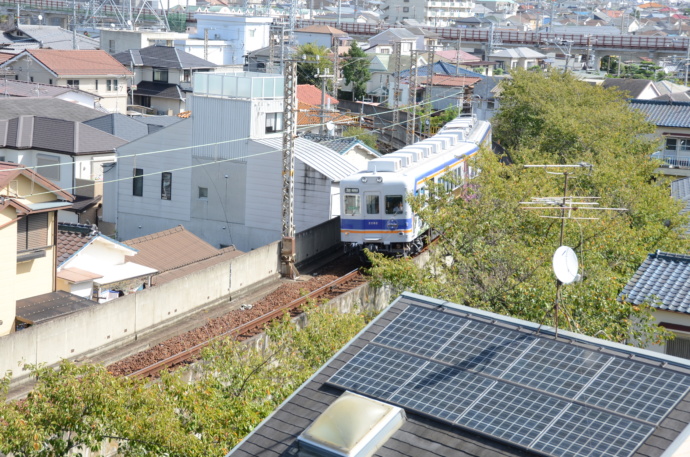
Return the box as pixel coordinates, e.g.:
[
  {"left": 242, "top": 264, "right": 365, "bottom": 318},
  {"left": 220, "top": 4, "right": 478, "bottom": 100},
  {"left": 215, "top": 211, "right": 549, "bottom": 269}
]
[{"left": 328, "top": 305, "right": 690, "bottom": 457}]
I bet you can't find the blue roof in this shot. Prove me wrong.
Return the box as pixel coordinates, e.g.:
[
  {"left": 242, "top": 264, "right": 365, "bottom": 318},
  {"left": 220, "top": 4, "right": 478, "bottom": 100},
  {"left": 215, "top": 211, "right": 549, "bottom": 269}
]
[
  {"left": 629, "top": 99, "right": 690, "bottom": 128},
  {"left": 621, "top": 251, "right": 690, "bottom": 313},
  {"left": 398, "top": 61, "right": 484, "bottom": 79}
]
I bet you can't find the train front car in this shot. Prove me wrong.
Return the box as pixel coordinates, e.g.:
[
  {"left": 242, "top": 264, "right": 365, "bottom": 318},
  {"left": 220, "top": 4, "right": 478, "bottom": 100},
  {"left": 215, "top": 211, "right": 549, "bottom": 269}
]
[
  {"left": 340, "top": 158, "right": 419, "bottom": 258},
  {"left": 340, "top": 114, "right": 491, "bottom": 259}
]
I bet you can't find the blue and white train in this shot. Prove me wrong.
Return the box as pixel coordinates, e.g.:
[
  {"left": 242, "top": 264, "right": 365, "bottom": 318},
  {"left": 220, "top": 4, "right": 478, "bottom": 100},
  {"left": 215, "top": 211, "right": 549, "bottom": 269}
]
[{"left": 340, "top": 115, "right": 492, "bottom": 257}]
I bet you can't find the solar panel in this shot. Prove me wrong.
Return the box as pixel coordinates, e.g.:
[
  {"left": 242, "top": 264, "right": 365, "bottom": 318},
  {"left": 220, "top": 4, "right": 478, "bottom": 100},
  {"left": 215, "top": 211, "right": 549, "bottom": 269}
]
[{"left": 327, "top": 304, "right": 690, "bottom": 457}]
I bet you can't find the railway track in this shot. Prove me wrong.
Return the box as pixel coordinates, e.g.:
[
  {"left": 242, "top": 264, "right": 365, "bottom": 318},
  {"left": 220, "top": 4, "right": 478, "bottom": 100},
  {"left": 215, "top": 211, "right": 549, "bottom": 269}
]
[{"left": 108, "top": 260, "right": 366, "bottom": 379}]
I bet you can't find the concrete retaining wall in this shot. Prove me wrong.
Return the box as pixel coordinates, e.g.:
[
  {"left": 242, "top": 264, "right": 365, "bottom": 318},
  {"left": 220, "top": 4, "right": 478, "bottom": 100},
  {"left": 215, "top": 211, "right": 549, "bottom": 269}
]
[
  {"left": 0, "top": 242, "right": 281, "bottom": 381},
  {"left": 295, "top": 217, "right": 342, "bottom": 266}
]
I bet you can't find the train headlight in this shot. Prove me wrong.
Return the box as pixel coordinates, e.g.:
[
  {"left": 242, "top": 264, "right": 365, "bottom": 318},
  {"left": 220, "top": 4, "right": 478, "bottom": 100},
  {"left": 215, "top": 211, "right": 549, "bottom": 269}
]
[{"left": 361, "top": 177, "right": 368, "bottom": 183}]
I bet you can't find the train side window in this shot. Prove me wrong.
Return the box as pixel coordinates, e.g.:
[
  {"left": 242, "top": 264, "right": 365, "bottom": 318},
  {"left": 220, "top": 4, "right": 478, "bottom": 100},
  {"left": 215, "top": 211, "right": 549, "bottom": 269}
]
[
  {"left": 366, "top": 194, "right": 379, "bottom": 214},
  {"left": 386, "top": 195, "right": 404, "bottom": 214},
  {"left": 344, "top": 195, "right": 361, "bottom": 215}
]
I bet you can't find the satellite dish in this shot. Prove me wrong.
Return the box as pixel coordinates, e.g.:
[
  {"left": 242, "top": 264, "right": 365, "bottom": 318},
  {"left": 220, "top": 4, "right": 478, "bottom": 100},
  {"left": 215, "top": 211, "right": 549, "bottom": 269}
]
[
  {"left": 326, "top": 121, "right": 335, "bottom": 132},
  {"left": 553, "top": 246, "right": 579, "bottom": 284}
]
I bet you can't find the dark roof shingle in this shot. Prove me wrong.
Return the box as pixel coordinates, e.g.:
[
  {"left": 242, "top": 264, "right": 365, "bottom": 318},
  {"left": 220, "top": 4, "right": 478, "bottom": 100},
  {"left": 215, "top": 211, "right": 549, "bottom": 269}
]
[
  {"left": 629, "top": 99, "right": 690, "bottom": 128},
  {"left": 621, "top": 250, "right": 690, "bottom": 313}
]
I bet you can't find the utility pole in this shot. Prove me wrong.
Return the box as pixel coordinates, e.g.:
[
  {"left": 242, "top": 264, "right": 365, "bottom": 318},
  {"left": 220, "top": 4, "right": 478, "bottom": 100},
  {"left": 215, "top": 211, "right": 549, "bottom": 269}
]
[
  {"left": 72, "top": 0, "right": 77, "bottom": 50},
  {"left": 281, "top": 60, "right": 298, "bottom": 279},
  {"left": 425, "top": 45, "right": 435, "bottom": 135},
  {"left": 204, "top": 28, "right": 209, "bottom": 61},
  {"left": 391, "top": 41, "right": 402, "bottom": 148},
  {"left": 549, "top": 0, "right": 556, "bottom": 33},
  {"left": 319, "top": 68, "right": 334, "bottom": 135},
  {"left": 406, "top": 50, "right": 420, "bottom": 145}
]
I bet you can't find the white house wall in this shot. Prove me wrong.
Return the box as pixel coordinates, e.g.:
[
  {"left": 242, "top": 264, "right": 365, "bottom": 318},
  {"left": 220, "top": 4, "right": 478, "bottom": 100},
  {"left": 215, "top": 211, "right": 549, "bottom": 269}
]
[
  {"left": 63, "top": 239, "right": 130, "bottom": 270},
  {"left": 245, "top": 140, "right": 282, "bottom": 238},
  {"left": 191, "top": 15, "right": 271, "bottom": 66},
  {"left": 295, "top": 32, "right": 335, "bottom": 49},
  {"left": 113, "top": 119, "right": 193, "bottom": 241},
  {"left": 0, "top": 149, "right": 73, "bottom": 195}
]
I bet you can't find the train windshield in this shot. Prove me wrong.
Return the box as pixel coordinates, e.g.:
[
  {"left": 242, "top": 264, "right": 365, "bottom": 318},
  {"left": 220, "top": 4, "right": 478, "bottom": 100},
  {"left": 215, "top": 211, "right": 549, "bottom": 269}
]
[
  {"left": 386, "top": 195, "right": 404, "bottom": 214},
  {"left": 366, "top": 194, "right": 380, "bottom": 214},
  {"left": 344, "top": 195, "right": 361, "bottom": 215}
]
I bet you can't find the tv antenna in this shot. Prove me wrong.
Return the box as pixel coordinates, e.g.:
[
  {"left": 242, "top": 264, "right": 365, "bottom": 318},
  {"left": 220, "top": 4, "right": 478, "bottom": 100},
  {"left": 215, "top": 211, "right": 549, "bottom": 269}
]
[{"left": 520, "top": 163, "right": 627, "bottom": 336}]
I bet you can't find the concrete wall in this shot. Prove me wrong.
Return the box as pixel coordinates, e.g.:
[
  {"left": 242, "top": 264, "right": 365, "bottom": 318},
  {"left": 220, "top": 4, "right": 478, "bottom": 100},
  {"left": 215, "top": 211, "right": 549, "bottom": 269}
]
[
  {"left": 0, "top": 241, "right": 280, "bottom": 381},
  {"left": 295, "top": 217, "right": 341, "bottom": 266}
]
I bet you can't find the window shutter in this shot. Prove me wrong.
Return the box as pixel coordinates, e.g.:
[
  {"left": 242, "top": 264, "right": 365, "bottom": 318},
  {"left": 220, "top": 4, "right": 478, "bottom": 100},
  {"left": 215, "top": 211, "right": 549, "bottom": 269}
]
[
  {"left": 27, "top": 213, "right": 48, "bottom": 249},
  {"left": 17, "top": 217, "right": 27, "bottom": 251}
]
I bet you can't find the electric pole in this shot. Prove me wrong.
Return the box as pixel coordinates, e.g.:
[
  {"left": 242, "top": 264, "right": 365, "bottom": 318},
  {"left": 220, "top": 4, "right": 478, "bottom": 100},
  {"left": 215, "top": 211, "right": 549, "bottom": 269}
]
[
  {"left": 391, "top": 41, "right": 402, "bottom": 149},
  {"left": 406, "top": 50, "right": 420, "bottom": 145},
  {"left": 424, "top": 45, "right": 435, "bottom": 135},
  {"left": 281, "top": 61, "right": 298, "bottom": 279}
]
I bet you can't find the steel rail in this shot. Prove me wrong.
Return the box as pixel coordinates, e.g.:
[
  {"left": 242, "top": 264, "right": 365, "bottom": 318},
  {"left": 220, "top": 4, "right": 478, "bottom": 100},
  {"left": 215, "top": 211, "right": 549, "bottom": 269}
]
[{"left": 127, "top": 269, "right": 362, "bottom": 379}]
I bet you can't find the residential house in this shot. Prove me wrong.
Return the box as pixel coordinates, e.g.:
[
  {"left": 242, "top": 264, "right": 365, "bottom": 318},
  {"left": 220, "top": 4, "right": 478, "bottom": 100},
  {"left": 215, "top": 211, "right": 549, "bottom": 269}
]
[
  {"left": 0, "top": 79, "right": 100, "bottom": 109},
  {"left": 621, "top": 250, "right": 690, "bottom": 359},
  {"left": 113, "top": 45, "right": 217, "bottom": 115},
  {"left": 603, "top": 79, "right": 662, "bottom": 100},
  {"left": 227, "top": 291, "right": 690, "bottom": 457},
  {"left": 0, "top": 114, "right": 128, "bottom": 221},
  {"left": 102, "top": 72, "right": 358, "bottom": 251},
  {"left": 295, "top": 25, "right": 349, "bottom": 49},
  {"left": 380, "top": 0, "right": 475, "bottom": 26},
  {"left": 56, "top": 222, "right": 157, "bottom": 302},
  {"left": 475, "top": 0, "right": 518, "bottom": 16},
  {"left": 124, "top": 225, "right": 243, "bottom": 286},
  {"left": 435, "top": 49, "right": 496, "bottom": 76},
  {"left": 472, "top": 74, "right": 506, "bottom": 120},
  {"left": 99, "top": 29, "right": 188, "bottom": 56},
  {"left": 363, "top": 53, "right": 424, "bottom": 103},
  {"left": 405, "top": 26, "right": 441, "bottom": 51},
  {"left": 489, "top": 47, "right": 546, "bottom": 70},
  {"left": 367, "top": 28, "right": 419, "bottom": 54},
  {"left": 175, "top": 15, "right": 273, "bottom": 66},
  {"left": 0, "top": 49, "right": 133, "bottom": 113},
  {"left": 295, "top": 84, "right": 356, "bottom": 135},
  {"left": 0, "top": 161, "right": 74, "bottom": 336},
  {"left": 628, "top": 99, "right": 690, "bottom": 169}
]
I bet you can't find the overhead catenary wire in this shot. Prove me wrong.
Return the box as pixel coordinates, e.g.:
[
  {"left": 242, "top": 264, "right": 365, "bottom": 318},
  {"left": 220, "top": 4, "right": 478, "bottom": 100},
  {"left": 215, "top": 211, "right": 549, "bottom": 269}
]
[{"left": 2, "top": 89, "right": 472, "bottom": 199}]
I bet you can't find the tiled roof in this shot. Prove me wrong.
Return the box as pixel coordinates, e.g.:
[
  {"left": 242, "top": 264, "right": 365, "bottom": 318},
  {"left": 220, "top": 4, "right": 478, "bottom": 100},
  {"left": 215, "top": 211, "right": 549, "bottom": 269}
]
[
  {"left": 435, "top": 49, "right": 481, "bottom": 63},
  {"left": 629, "top": 99, "right": 690, "bottom": 128},
  {"left": 21, "top": 49, "right": 132, "bottom": 76},
  {"left": 428, "top": 75, "right": 482, "bottom": 87},
  {"left": 0, "top": 161, "right": 74, "bottom": 202},
  {"left": 57, "top": 267, "right": 103, "bottom": 283},
  {"left": 12, "top": 25, "right": 99, "bottom": 51},
  {"left": 124, "top": 225, "right": 243, "bottom": 285},
  {"left": 296, "top": 101, "right": 357, "bottom": 127},
  {"left": 133, "top": 81, "right": 184, "bottom": 100},
  {"left": 16, "top": 291, "right": 95, "bottom": 325},
  {"left": 0, "top": 116, "right": 128, "bottom": 155},
  {"left": 0, "top": 52, "right": 14, "bottom": 64},
  {"left": 621, "top": 251, "right": 690, "bottom": 313},
  {"left": 398, "top": 61, "right": 485, "bottom": 79},
  {"left": 296, "top": 25, "right": 348, "bottom": 36},
  {"left": 301, "top": 134, "right": 381, "bottom": 156},
  {"left": 228, "top": 292, "right": 690, "bottom": 457},
  {"left": 490, "top": 47, "right": 547, "bottom": 59},
  {"left": 297, "top": 84, "right": 338, "bottom": 106},
  {"left": 0, "top": 79, "right": 85, "bottom": 98},
  {"left": 57, "top": 222, "right": 98, "bottom": 265},
  {"left": 603, "top": 79, "right": 658, "bottom": 99},
  {"left": 0, "top": 98, "right": 104, "bottom": 122},
  {"left": 113, "top": 45, "right": 216, "bottom": 70}
]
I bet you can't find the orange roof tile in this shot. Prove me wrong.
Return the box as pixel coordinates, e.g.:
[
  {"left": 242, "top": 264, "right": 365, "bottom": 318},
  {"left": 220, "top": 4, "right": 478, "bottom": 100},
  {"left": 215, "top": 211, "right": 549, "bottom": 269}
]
[
  {"left": 24, "top": 49, "right": 133, "bottom": 76},
  {"left": 428, "top": 75, "right": 482, "bottom": 87},
  {"left": 297, "top": 84, "right": 338, "bottom": 107},
  {"left": 296, "top": 25, "right": 348, "bottom": 36},
  {"left": 0, "top": 52, "right": 13, "bottom": 64},
  {"left": 297, "top": 101, "right": 357, "bottom": 126},
  {"left": 57, "top": 267, "right": 103, "bottom": 283}
]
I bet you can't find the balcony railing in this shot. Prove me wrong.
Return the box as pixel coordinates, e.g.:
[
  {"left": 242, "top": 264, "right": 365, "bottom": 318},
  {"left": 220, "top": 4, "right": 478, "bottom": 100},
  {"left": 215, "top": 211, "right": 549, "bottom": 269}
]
[{"left": 653, "top": 152, "right": 690, "bottom": 168}]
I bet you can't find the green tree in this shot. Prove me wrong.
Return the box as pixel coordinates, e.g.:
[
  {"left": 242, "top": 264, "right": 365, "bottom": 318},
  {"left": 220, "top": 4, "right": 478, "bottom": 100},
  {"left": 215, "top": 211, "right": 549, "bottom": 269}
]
[
  {"left": 343, "top": 126, "right": 378, "bottom": 149},
  {"left": 296, "top": 43, "right": 334, "bottom": 93},
  {"left": 368, "top": 69, "right": 689, "bottom": 345},
  {"left": 341, "top": 41, "right": 371, "bottom": 101},
  {"left": 0, "top": 306, "right": 369, "bottom": 456}
]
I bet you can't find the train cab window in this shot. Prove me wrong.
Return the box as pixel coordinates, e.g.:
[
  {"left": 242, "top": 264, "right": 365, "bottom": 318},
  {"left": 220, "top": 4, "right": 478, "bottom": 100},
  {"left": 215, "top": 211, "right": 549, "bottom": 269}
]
[
  {"left": 366, "top": 194, "right": 379, "bottom": 214},
  {"left": 344, "top": 195, "right": 361, "bottom": 215},
  {"left": 386, "top": 195, "right": 404, "bottom": 214}
]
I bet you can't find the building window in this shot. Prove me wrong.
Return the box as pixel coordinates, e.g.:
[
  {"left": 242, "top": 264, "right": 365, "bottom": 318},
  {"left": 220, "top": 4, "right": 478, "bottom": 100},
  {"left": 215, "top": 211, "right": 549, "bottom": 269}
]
[
  {"left": 265, "top": 112, "right": 283, "bottom": 133},
  {"left": 183, "top": 69, "right": 191, "bottom": 82},
  {"left": 67, "top": 79, "right": 79, "bottom": 89},
  {"left": 17, "top": 213, "right": 49, "bottom": 252},
  {"left": 667, "top": 138, "right": 678, "bottom": 152},
  {"left": 141, "top": 96, "right": 151, "bottom": 107},
  {"left": 133, "top": 168, "right": 144, "bottom": 196},
  {"left": 49, "top": 79, "right": 52, "bottom": 85},
  {"left": 30, "top": 76, "right": 34, "bottom": 82},
  {"left": 36, "top": 154, "right": 60, "bottom": 181},
  {"left": 109, "top": 39, "right": 116, "bottom": 53},
  {"left": 95, "top": 79, "right": 99, "bottom": 90},
  {"left": 161, "top": 172, "right": 172, "bottom": 200},
  {"left": 153, "top": 68, "right": 169, "bottom": 83},
  {"left": 198, "top": 186, "right": 208, "bottom": 199},
  {"left": 403, "top": 6, "right": 409, "bottom": 12},
  {"left": 107, "top": 79, "right": 118, "bottom": 91}
]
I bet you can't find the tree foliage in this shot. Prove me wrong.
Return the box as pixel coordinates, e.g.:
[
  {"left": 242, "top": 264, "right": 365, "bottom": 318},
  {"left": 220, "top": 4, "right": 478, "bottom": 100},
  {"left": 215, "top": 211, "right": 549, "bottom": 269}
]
[
  {"left": 0, "top": 306, "right": 369, "bottom": 457},
  {"left": 343, "top": 126, "right": 378, "bottom": 149},
  {"left": 341, "top": 41, "right": 371, "bottom": 101},
  {"left": 368, "top": 69, "right": 690, "bottom": 345},
  {"left": 296, "top": 43, "right": 334, "bottom": 93}
]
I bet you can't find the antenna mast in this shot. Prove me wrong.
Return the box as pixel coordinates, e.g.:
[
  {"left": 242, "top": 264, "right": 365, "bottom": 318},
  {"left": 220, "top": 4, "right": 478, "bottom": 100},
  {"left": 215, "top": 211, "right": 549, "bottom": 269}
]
[{"left": 521, "top": 163, "right": 627, "bottom": 336}]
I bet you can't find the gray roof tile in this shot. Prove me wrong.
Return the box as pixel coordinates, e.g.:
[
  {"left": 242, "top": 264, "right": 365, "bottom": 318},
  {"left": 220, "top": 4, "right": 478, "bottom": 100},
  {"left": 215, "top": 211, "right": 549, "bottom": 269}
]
[
  {"left": 113, "top": 45, "right": 216, "bottom": 70},
  {"left": 0, "top": 98, "right": 104, "bottom": 122},
  {"left": 629, "top": 99, "right": 690, "bottom": 128},
  {"left": 621, "top": 251, "right": 690, "bottom": 312}
]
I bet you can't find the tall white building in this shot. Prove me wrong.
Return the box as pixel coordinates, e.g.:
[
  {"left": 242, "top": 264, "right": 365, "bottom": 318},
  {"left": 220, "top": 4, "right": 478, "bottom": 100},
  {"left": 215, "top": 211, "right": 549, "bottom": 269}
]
[
  {"left": 102, "top": 72, "right": 357, "bottom": 251},
  {"left": 381, "top": 0, "right": 475, "bottom": 26}
]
